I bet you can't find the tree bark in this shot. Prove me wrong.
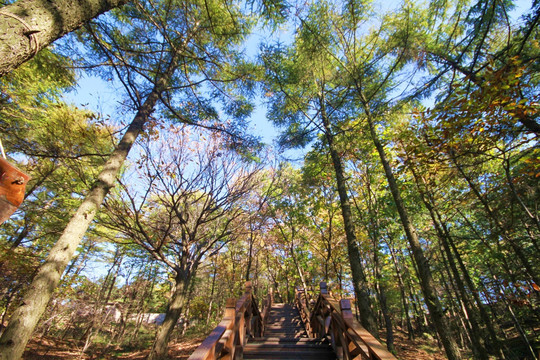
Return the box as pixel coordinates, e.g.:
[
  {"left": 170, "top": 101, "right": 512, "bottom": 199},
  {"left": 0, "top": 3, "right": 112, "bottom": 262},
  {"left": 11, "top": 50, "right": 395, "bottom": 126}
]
[
  {"left": 0, "top": 0, "right": 128, "bottom": 76},
  {"left": 206, "top": 263, "right": 217, "bottom": 326},
  {"left": 373, "top": 242, "right": 394, "bottom": 352},
  {"left": 0, "top": 76, "right": 164, "bottom": 360},
  {"left": 451, "top": 154, "right": 540, "bottom": 287},
  {"left": 319, "top": 95, "right": 378, "bottom": 335},
  {"left": 147, "top": 273, "right": 190, "bottom": 360},
  {"left": 408, "top": 165, "right": 490, "bottom": 359},
  {"left": 443, "top": 213, "right": 505, "bottom": 358},
  {"left": 362, "top": 106, "right": 462, "bottom": 360},
  {"left": 385, "top": 238, "right": 414, "bottom": 339}
]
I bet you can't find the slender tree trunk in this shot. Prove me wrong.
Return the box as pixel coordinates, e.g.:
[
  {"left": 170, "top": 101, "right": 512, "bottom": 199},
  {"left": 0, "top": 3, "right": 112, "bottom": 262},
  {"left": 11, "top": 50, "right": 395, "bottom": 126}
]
[
  {"left": 206, "top": 262, "right": 217, "bottom": 326},
  {"left": 398, "top": 246, "right": 427, "bottom": 333},
  {"left": 0, "top": 75, "right": 167, "bottom": 360},
  {"left": 148, "top": 272, "right": 190, "bottom": 360},
  {"left": 63, "top": 240, "right": 95, "bottom": 281},
  {"left": 82, "top": 248, "right": 123, "bottom": 352},
  {"left": 245, "top": 231, "right": 255, "bottom": 281},
  {"left": 443, "top": 218, "right": 505, "bottom": 358},
  {"left": 289, "top": 242, "right": 308, "bottom": 292},
  {"left": 502, "top": 156, "right": 540, "bottom": 234},
  {"left": 0, "top": 0, "right": 129, "bottom": 76},
  {"left": 451, "top": 154, "right": 540, "bottom": 286},
  {"left": 437, "top": 247, "right": 470, "bottom": 351},
  {"left": 408, "top": 165, "right": 489, "bottom": 359},
  {"left": 319, "top": 96, "right": 378, "bottom": 335},
  {"left": 360, "top": 168, "right": 394, "bottom": 351},
  {"left": 385, "top": 238, "right": 414, "bottom": 339},
  {"left": 373, "top": 243, "right": 394, "bottom": 352},
  {"left": 126, "top": 264, "right": 157, "bottom": 343},
  {"left": 495, "top": 277, "right": 538, "bottom": 360},
  {"left": 362, "top": 105, "right": 462, "bottom": 360}
]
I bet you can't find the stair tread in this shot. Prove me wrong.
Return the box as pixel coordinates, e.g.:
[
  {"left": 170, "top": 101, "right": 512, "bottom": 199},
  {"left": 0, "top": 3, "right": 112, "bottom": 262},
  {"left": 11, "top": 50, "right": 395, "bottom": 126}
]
[
  {"left": 244, "top": 351, "right": 336, "bottom": 360},
  {"left": 246, "top": 304, "right": 337, "bottom": 359},
  {"left": 246, "top": 344, "right": 332, "bottom": 349},
  {"left": 250, "top": 337, "right": 325, "bottom": 342}
]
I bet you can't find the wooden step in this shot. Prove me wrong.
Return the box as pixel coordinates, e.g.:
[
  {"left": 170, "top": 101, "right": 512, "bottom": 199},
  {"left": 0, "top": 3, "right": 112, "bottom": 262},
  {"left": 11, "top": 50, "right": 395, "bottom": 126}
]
[
  {"left": 244, "top": 303, "right": 335, "bottom": 360},
  {"left": 250, "top": 337, "right": 328, "bottom": 344},
  {"left": 246, "top": 343, "right": 332, "bottom": 349},
  {"left": 244, "top": 350, "right": 336, "bottom": 360}
]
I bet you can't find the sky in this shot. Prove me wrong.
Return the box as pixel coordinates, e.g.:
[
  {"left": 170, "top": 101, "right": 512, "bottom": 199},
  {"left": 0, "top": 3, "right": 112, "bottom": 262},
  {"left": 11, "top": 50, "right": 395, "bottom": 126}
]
[
  {"left": 65, "top": 0, "right": 534, "bottom": 168},
  {"left": 61, "top": 0, "right": 535, "bottom": 283}
]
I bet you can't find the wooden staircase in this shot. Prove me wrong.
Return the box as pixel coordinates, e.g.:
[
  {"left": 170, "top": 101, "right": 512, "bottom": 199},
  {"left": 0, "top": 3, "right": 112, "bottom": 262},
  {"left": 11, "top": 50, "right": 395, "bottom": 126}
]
[
  {"left": 244, "top": 303, "right": 336, "bottom": 360},
  {"left": 188, "top": 282, "right": 397, "bottom": 360}
]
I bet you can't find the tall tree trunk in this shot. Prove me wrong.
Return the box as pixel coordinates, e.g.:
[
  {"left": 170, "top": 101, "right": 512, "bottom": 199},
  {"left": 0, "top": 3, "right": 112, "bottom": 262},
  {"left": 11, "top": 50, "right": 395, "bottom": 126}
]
[
  {"left": 319, "top": 96, "right": 378, "bottom": 335},
  {"left": 356, "top": 166, "right": 394, "bottom": 350},
  {"left": 0, "top": 74, "right": 167, "bottom": 360},
  {"left": 408, "top": 165, "right": 490, "bottom": 359},
  {"left": 502, "top": 155, "right": 540, "bottom": 235},
  {"left": 206, "top": 262, "right": 217, "bottom": 326},
  {"left": 437, "top": 247, "right": 471, "bottom": 351},
  {"left": 245, "top": 230, "right": 255, "bottom": 281},
  {"left": 451, "top": 154, "right": 540, "bottom": 287},
  {"left": 385, "top": 238, "right": 414, "bottom": 339},
  {"left": 148, "top": 272, "right": 190, "bottom": 360},
  {"left": 0, "top": 0, "right": 128, "bottom": 76},
  {"left": 442, "top": 212, "right": 505, "bottom": 358},
  {"left": 82, "top": 248, "right": 123, "bottom": 352},
  {"left": 373, "top": 242, "right": 394, "bottom": 352},
  {"left": 362, "top": 104, "right": 462, "bottom": 360},
  {"left": 288, "top": 241, "right": 308, "bottom": 292}
]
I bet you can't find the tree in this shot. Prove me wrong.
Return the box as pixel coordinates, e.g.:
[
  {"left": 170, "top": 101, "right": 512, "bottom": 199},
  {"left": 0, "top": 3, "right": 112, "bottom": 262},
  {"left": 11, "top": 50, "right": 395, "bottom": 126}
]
[
  {"left": 0, "top": 0, "right": 129, "bottom": 76},
  {"left": 0, "top": 47, "right": 114, "bottom": 341},
  {"left": 0, "top": 48, "right": 115, "bottom": 251},
  {"left": 302, "top": 150, "right": 346, "bottom": 289},
  {"left": 103, "top": 127, "right": 262, "bottom": 359},
  {"left": 0, "top": 0, "right": 254, "bottom": 357},
  {"left": 261, "top": 2, "right": 378, "bottom": 334},
  {"left": 0, "top": 60, "right": 173, "bottom": 359}
]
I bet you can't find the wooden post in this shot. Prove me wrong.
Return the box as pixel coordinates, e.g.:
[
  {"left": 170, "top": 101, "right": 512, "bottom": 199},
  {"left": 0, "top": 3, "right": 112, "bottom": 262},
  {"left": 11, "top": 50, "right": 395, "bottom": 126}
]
[
  {"left": 340, "top": 299, "right": 354, "bottom": 328},
  {"left": 225, "top": 298, "right": 236, "bottom": 319},
  {"left": 221, "top": 299, "right": 237, "bottom": 360}
]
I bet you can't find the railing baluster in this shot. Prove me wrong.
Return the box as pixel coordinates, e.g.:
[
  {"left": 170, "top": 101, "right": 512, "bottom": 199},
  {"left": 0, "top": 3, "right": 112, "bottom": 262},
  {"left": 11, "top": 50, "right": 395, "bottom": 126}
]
[
  {"left": 296, "top": 283, "right": 397, "bottom": 360},
  {"left": 189, "top": 282, "right": 266, "bottom": 360},
  {"left": 191, "top": 281, "right": 397, "bottom": 360}
]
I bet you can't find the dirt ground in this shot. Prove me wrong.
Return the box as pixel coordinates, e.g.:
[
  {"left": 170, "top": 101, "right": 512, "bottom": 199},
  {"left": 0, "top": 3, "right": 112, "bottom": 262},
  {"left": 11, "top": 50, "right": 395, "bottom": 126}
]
[
  {"left": 23, "top": 327, "right": 447, "bottom": 360},
  {"left": 390, "top": 328, "right": 447, "bottom": 360}
]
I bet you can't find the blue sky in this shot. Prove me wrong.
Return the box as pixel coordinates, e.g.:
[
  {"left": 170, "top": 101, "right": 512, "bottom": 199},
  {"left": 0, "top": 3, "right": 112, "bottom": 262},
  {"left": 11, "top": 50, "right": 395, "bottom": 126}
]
[
  {"left": 62, "top": 0, "right": 535, "bottom": 282},
  {"left": 64, "top": 0, "right": 535, "bottom": 167}
]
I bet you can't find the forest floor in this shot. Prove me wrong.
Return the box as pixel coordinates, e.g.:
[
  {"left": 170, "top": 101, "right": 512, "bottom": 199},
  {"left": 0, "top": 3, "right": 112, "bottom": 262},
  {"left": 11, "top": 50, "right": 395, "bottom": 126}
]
[
  {"left": 388, "top": 328, "right": 447, "bottom": 360},
  {"left": 22, "top": 327, "right": 447, "bottom": 360}
]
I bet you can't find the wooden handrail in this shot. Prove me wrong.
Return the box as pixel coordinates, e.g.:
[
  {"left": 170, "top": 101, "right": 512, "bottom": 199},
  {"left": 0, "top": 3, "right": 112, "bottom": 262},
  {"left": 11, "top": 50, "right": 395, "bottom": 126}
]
[
  {"left": 297, "top": 282, "right": 397, "bottom": 360},
  {"left": 294, "top": 286, "right": 313, "bottom": 336},
  {"left": 260, "top": 287, "right": 273, "bottom": 334},
  {"left": 188, "top": 281, "right": 265, "bottom": 360}
]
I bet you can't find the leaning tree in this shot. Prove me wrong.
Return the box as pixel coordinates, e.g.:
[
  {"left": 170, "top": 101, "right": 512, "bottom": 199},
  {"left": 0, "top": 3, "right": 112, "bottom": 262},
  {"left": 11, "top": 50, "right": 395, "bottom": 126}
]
[{"left": 0, "top": 0, "right": 257, "bottom": 357}]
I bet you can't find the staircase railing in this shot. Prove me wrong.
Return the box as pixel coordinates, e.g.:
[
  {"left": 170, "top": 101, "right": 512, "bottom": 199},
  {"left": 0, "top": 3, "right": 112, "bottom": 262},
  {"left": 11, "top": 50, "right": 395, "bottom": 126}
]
[
  {"left": 260, "top": 287, "right": 273, "bottom": 335},
  {"left": 188, "top": 281, "right": 270, "bottom": 360},
  {"left": 294, "top": 286, "right": 313, "bottom": 337},
  {"left": 296, "top": 282, "right": 397, "bottom": 360}
]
